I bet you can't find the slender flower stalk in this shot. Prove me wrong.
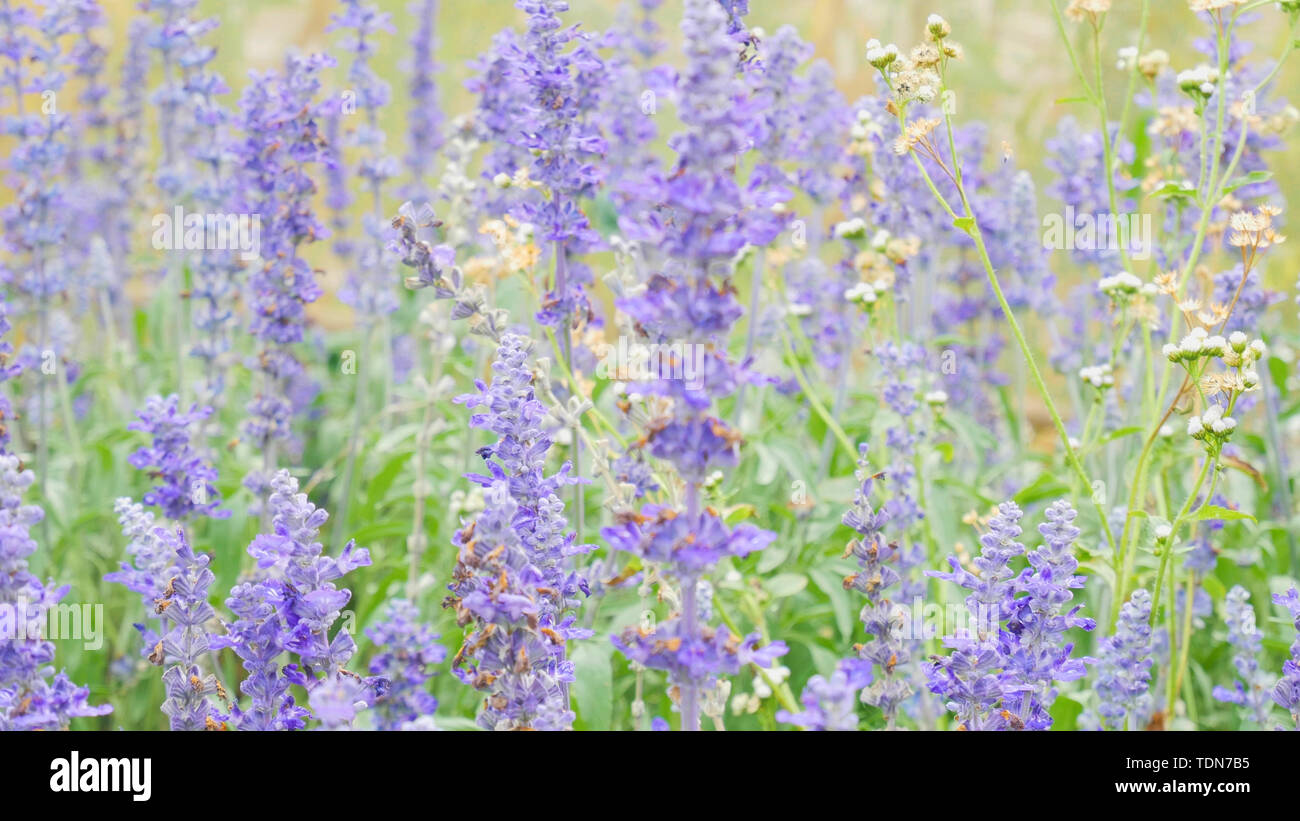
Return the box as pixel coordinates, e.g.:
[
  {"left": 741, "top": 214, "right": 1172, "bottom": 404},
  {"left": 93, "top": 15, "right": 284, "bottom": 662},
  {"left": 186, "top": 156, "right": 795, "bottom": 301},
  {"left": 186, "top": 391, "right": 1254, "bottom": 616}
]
[{"left": 446, "top": 333, "right": 592, "bottom": 730}]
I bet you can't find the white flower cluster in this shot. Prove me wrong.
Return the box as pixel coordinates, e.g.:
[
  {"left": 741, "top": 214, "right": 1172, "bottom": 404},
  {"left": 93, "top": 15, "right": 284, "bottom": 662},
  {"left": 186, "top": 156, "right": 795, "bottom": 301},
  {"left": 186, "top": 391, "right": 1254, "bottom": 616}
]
[
  {"left": 1177, "top": 64, "right": 1220, "bottom": 99},
  {"left": 1079, "top": 363, "right": 1115, "bottom": 389},
  {"left": 1163, "top": 328, "right": 1266, "bottom": 375},
  {"left": 845, "top": 279, "right": 891, "bottom": 308},
  {"left": 865, "top": 38, "right": 901, "bottom": 70},
  {"left": 924, "top": 390, "right": 949, "bottom": 406},
  {"left": 1187, "top": 402, "right": 1237, "bottom": 442},
  {"left": 926, "top": 13, "right": 951, "bottom": 40},
  {"left": 834, "top": 217, "right": 869, "bottom": 240},
  {"left": 1117, "top": 46, "right": 1138, "bottom": 72},
  {"left": 1098, "top": 270, "right": 1143, "bottom": 298}
]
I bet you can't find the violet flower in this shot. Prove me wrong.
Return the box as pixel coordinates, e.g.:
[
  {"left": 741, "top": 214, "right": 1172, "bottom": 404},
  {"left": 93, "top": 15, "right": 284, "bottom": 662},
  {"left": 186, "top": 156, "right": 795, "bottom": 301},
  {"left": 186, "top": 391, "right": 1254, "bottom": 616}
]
[
  {"left": 156, "top": 526, "right": 227, "bottom": 730},
  {"left": 1094, "top": 588, "right": 1155, "bottom": 730},
  {"left": 446, "top": 333, "right": 591, "bottom": 730},
  {"left": 1272, "top": 587, "right": 1300, "bottom": 730},
  {"left": 1212, "top": 586, "right": 1274, "bottom": 726},
  {"left": 777, "top": 658, "right": 872, "bottom": 731},
  {"left": 213, "top": 470, "right": 376, "bottom": 730},
  {"left": 401, "top": 0, "right": 443, "bottom": 203},
  {"left": 235, "top": 52, "right": 333, "bottom": 505},
  {"left": 366, "top": 598, "right": 446, "bottom": 731},
  {"left": 126, "top": 394, "right": 227, "bottom": 521},
  {"left": 841, "top": 444, "right": 911, "bottom": 725}
]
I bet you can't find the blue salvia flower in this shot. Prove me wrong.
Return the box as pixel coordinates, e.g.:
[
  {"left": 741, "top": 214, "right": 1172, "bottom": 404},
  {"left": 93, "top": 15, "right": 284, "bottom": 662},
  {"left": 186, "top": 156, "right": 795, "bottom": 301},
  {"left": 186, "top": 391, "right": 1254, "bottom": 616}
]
[
  {"left": 0, "top": 299, "right": 110, "bottom": 730},
  {"left": 926, "top": 501, "right": 1093, "bottom": 730},
  {"left": 174, "top": 11, "right": 241, "bottom": 408},
  {"left": 329, "top": 0, "right": 401, "bottom": 324},
  {"left": 1002, "top": 500, "right": 1095, "bottom": 729},
  {"left": 841, "top": 445, "right": 911, "bottom": 726},
  {"left": 1211, "top": 585, "right": 1275, "bottom": 725},
  {"left": 925, "top": 502, "right": 1026, "bottom": 729},
  {"left": 105, "top": 498, "right": 179, "bottom": 659},
  {"left": 447, "top": 333, "right": 592, "bottom": 730},
  {"left": 1094, "top": 588, "right": 1155, "bottom": 730},
  {"left": 1272, "top": 587, "right": 1300, "bottom": 730},
  {"left": 467, "top": 28, "right": 528, "bottom": 220},
  {"left": 598, "top": 1, "right": 667, "bottom": 225},
  {"left": 929, "top": 502, "right": 1026, "bottom": 629},
  {"left": 236, "top": 53, "right": 333, "bottom": 505},
  {"left": 213, "top": 470, "right": 375, "bottom": 730},
  {"left": 401, "top": 0, "right": 443, "bottom": 203},
  {"left": 1, "top": 0, "right": 81, "bottom": 433},
  {"left": 365, "top": 598, "right": 446, "bottom": 730},
  {"left": 506, "top": 0, "right": 607, "bottom": 340},
  {"left": 602, "top": 0, "right": 786, "bottom": 732},
  {"left": 126, "top": 394, "right": 227, "bottom": 521},
  {"left": 778, "top": 658, "right": 872, "bottom": 731},
  {"left": 155, "top": 526, "right": 227, "bottom": 730},
  {"left": 877, "top": 340, "right": 928, "bottom": 598}
]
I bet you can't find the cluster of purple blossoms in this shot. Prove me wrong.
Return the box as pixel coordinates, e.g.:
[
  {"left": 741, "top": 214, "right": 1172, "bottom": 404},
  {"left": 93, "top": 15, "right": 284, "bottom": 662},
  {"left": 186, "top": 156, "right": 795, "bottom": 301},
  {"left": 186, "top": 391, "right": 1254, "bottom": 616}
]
[
  {"left": 1212, "top": 585, "right": 1274, "bottom": 725},
  {"left": 505, "top": 0, "right": 607, "bottom": 342},
  {"left": 597, "top": 1, "right": 668, "bottom": 228},
  {"left": 1093, "top": 588, "right": 1155, "bottom": 730},
  {"left": 0, "top": 0, "right": 82, "bottom": 432},
  {"left": 330, "top": 0, "right": 401, "bottom": 324},
  {"left": 213, "top": 470, "right": 377, "bottom": 730},
  {"left": 126, "top": 394, "right": 227, "bottom": 521},
  {"left": 365, "top": 599, "right": 446, "bottom": 730},
  {"left": 0, "top": 299, "right": 110, "bottom": 730},
  {"left": 467, "top": 28, "right": 528, "bottom": 220},
  {"left": 236, "top": 53, "right": 333, "bottom": 504},
  {"left": 106, "top": 499, "right": 178, "bottom": 659},
  {"left": 926, "top": 500, "right": 1094, "bottom": 730},
  {"left": 401, "top": 0, "right": 443, "bottom": 203},
  {"left": 599, "top": 0, "right": 789, "bottom": 732},
  {"left": 155, "top": 527, "right": 227, "bottom": 730},
  {"left": 446, "top": 333, "right": 591, "bottom": 730},
  {"left": 840, "top": 445, "right": 911, "bottom": 726},
  {"left": 777, "top": 657, "right": 872, "bottom": 731},
  {"left": 1272, "top": 587, "right": 1300, "bottom": 730}
]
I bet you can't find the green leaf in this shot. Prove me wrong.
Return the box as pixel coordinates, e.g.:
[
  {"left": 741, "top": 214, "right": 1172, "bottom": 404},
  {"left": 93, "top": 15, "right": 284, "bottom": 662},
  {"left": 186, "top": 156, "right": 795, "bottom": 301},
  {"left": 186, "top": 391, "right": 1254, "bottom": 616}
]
[
  {"left": 809, "top": 567, "right": 853, "bottom": 641},
  {"left": 571, "top": 642, "right": 613, "bottom": 730},
  {"left": 1050, "top": 695, "right": 1083, "bottom": 731},
  {"left": 935, "top": 441, "right": 954, "bottom": 463},
  {"left": 1013, "top": 471, "right": 1070, "bottom": 507},
  {"left": 1148, "top": 181, "right": 1196, "bottom": 200},
  {"left": 1221, "top": 170, "right": 1273, "bottom": 195},
  {"left": 1194, "top": 505, "right": 1256, "bottom": 523},
  {"left": 1096, "top": 425, "right": 1144, "bottom": 446},
  {"left": 1054, "top": 96, "right": 1091, "bottom": 105},
  {"left": 765, "top": 572, "right": 808, "bottom": 599},
  {"left": 1201, "top": 574, "right": 1226, "bottom": 603},
  {"left": 364, "top": 450, "right": 415, "bottom": 515},
  {"left": 952, "top": 216, "right": 975, "bottom": 235}
]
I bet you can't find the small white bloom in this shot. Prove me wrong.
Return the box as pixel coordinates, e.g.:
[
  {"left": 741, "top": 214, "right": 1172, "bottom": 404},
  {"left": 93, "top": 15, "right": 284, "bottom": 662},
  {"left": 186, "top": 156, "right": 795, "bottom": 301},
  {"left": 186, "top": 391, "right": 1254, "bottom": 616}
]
[
  {"left": 1229, "top": 331, "right": 1248, "bottom": 351},
  {"left": 924, "top": 390, "right": 949, "bottom": 405},
  {"left": 1187, "top": 416, "right": 1205, "bottom": 437},
  {"left": 1155, "top": 524, "right": 1172, "bottom": 541},
  {"left": 1249, "top": 339, "right": 1267, "bottom": 359},
  {"left": 492, "top": 172, "right": 512, "bottom": 188}
]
